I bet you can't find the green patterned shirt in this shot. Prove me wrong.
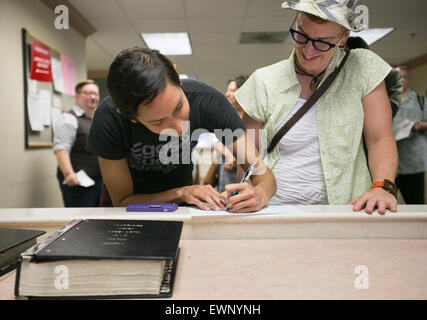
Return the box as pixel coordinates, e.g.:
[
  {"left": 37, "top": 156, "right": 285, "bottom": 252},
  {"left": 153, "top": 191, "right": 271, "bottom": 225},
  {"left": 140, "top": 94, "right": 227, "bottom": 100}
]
[{"left": 235, "top": 48, "right": 391, "bottom": 204}]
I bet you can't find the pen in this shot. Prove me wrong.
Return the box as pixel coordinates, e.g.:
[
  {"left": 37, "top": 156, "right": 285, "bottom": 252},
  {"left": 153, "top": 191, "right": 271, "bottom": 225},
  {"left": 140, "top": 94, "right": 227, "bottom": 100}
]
[{"left": 225, "top": 160, "right": 258, "bottom": 211}]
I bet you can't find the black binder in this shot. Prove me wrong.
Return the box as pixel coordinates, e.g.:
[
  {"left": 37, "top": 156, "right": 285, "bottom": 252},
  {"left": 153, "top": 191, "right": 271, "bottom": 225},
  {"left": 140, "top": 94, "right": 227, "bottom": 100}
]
[
  {"left": 15, "top": 219, "right": 182, "bottom": 299},
  {"left": 0, "top": 228, "right": 45, "bottom": 277}
]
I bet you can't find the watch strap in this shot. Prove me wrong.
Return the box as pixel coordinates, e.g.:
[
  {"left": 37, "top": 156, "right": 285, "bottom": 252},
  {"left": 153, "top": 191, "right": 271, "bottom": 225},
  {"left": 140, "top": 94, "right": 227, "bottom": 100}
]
[{"left": 370, "top": 179, "right": 397, "bottom": 199}]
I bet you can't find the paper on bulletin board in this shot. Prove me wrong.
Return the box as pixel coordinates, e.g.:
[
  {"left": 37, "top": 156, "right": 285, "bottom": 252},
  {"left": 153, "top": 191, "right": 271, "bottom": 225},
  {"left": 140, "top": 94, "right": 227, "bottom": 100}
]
[
  {"left": 51, "top": 56, "right": 65, "bottom": 93},
  {"left": 28, "top": 79, "right": 38, "bottom": 94},
  {"left": 39, "top": 89, "right": 52, "bottom": 126},
  {"left": 27, "top": 93, "right": 43, "bottom": 131},
  {"left": 60, "top": 54, "right": 77, "bottom": 96}
]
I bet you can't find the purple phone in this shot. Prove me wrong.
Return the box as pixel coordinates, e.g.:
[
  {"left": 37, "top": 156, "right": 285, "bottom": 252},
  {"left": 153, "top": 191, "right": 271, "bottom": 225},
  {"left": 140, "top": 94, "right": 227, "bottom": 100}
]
[{"left": 126, "top": 202, "right": 178, "bottom": 212}]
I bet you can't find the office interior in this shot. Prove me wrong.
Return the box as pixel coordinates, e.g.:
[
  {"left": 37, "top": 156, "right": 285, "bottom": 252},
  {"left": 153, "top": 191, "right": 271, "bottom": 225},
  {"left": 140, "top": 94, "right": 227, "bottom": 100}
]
[{"left": 1, "top": 0, "right": 427, "bottom": 209}]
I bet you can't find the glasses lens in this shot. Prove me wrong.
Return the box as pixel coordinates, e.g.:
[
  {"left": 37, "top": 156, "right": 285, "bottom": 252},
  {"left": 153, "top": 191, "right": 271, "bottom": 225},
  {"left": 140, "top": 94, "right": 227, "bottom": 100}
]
[
  {"left": 313, "top": 41, "right": 332, "bottom": 52},
  {"left": 80, "top": 91, "right": 99, "bottom": 97},
  {"left": 291, "top": 30, "right": 308, "bottom": 44}
]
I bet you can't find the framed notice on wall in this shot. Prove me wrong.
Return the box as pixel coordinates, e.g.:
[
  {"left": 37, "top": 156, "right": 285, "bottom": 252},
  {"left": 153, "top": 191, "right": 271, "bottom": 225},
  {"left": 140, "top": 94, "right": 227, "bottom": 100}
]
[{"left": 21, "top": 28, "right": 77, "bottom": 149}]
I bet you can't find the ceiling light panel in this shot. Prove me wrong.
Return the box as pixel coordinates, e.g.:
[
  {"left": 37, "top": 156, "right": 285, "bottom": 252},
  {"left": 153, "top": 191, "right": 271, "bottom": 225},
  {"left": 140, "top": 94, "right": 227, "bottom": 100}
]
[{"left": 141, "top": 33, "right": 192, "bottom": 55}]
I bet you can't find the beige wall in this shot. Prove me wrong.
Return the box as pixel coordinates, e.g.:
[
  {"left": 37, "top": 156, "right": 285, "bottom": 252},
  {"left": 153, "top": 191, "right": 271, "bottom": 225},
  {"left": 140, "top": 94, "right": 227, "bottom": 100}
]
[
  {"left": 408, "top": 63, "right": 427, "bottom": 96},
  {"left": 0, "top": 0, "right": 86, "bottom": 208}
]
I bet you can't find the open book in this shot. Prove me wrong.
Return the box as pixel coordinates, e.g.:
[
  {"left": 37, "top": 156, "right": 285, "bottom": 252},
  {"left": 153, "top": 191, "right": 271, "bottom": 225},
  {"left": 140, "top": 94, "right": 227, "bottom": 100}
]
[{"left": 15, "top": 219, "right": 182, "bottom": 299}]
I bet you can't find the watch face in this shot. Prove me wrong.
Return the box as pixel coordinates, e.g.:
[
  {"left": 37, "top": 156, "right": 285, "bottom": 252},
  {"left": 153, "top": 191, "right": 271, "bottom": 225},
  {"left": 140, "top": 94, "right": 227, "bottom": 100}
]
[{"left": 384, "top": 179, "right": 397, "bottom": 197}]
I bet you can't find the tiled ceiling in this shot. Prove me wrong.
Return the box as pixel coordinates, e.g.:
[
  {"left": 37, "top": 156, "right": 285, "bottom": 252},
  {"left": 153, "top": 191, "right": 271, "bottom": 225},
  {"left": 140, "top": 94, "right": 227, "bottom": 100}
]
[{"left": 69, "top": 0, "right": 427, "bottom": 91}]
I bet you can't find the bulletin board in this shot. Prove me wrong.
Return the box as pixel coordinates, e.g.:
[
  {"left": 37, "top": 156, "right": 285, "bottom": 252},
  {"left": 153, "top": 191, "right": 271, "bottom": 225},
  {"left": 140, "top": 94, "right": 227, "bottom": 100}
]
[{"left": 21, "top": 28, "right": 76, "bottom": 149}]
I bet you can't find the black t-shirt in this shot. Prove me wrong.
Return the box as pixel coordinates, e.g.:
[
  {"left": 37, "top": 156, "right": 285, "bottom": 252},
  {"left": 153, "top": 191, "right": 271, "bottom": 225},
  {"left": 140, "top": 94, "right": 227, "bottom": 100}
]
[{"left": 87, "top": 79, "right": 246, "bottom": 194}]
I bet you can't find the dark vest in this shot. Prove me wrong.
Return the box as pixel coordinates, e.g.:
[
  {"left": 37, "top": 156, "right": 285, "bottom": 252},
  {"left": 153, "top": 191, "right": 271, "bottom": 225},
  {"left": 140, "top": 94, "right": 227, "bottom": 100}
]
[{"left": 68, "top": 109, "right": 101, "bottom": 180}]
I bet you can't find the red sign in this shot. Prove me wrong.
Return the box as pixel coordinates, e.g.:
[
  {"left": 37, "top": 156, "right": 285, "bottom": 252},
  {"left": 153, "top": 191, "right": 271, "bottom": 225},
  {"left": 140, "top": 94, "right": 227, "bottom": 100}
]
[{"left": 30, "top": 40, "right": 52, "bottom": 82}]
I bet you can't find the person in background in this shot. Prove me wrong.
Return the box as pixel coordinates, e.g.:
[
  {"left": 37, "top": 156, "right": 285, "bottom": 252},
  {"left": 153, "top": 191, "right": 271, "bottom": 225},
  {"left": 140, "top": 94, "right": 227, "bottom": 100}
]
[
  {"left": 53, "top": 80, "right": 102, "bottom": 207},
  {"left": 204, "top": 75, "right": 249, "bottom": 192},
  {"left": 235, "top": 0, "right": 398, "bottom": 214},
  {"left": 347, "top": 36, "right": 403, "bottom": 118},
  {"left": 225, "top": 75, "right": 249, "bottom": 118},
  {"left": 392, "top": 66, "right": 427, "bottom": 204}
]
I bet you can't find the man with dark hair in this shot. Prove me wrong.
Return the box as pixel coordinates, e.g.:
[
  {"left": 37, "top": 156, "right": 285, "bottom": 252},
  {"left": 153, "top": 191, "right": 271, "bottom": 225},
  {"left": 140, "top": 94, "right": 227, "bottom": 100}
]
[
  {"left": 225, "top": 75, "right": 249, "bottom": 118},
  {"left": 87, "top": 48, "right": 276, "bottom": 212}
]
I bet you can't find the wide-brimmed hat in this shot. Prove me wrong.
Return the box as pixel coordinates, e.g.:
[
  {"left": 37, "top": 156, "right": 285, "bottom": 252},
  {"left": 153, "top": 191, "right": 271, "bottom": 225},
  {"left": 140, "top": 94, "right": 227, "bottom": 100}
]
[{"left": 281, "top": 0, "right": 367, "bottom": 32}]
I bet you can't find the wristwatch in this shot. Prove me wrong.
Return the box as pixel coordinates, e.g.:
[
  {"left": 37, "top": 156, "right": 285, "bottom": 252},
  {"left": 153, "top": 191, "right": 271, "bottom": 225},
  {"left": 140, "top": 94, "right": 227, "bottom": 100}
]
[{"left": 370, "top": 179, "right": 397, "bottom": 199}]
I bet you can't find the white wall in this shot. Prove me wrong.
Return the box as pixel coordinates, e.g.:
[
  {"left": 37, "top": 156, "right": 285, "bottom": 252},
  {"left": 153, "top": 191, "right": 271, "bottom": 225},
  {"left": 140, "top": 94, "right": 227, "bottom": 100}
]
[{"left": 0, "top": 0, "right": 87, "bottom": 208}]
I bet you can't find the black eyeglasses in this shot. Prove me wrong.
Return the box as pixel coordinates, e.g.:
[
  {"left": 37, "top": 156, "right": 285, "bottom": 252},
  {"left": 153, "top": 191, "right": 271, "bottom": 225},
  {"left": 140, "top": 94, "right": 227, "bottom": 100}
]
[{"left": 289, "top": 28, "right": 343, "bottom": 52}]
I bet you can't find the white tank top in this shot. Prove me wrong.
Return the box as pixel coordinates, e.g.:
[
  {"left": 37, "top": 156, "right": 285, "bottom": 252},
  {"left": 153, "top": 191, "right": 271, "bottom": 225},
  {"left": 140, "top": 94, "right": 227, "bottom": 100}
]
[{"left": 269, "top": 98, "right": 328, "bottom": 205}]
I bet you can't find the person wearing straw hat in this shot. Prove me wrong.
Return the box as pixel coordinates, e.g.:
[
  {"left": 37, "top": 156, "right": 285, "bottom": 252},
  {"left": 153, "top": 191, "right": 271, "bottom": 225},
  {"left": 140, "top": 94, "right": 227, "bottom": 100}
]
[{"left": 235, "top": 0, "right": 398, "bottom": 214}]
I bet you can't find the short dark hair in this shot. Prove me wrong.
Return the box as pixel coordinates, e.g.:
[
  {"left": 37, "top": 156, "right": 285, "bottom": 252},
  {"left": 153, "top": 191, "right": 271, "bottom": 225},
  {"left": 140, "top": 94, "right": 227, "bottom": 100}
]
[
  {"left": 107, "top": 47, "right": 181, "bottom": 119},
  {"left": 75, "top": 79, "right": 97, "bottom": 94},
  {"left": 228, "top": 75, "right": 249, "bottom": 89},
  {"left": 346, "top": 36, "right": 369, "bottom": 50}
]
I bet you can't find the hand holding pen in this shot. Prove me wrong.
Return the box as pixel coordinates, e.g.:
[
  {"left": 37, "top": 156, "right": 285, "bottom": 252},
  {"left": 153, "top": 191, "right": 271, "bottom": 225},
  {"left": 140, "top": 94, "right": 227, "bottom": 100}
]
[{"left": 224, "top": 160, "right": 260, "bottom": 212}]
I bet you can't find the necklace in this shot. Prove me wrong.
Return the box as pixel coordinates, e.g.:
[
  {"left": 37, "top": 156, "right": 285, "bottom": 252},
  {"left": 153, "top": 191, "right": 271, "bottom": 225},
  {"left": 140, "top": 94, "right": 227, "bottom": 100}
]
[{"left": 294, "top": 58, "right": 326, "bottom": 91}]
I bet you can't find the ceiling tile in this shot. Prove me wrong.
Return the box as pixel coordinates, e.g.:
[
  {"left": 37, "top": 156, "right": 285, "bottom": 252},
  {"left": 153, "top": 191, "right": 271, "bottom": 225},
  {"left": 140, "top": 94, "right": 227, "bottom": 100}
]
[
  {"left": 188, "top": 17, "right": 241, "bottom": 33},
  {"left": 184, "top": 0, "right": 248, "bottom": 18},
  {"left": 90, "top": 33, "right": 145, "bottom": 57},
  {"left": 246, "top": 0, "right": 291, "bottom": 17},
  {"left": 242, "top": 17, "right": 291, "bottom": 32},
  {"left": 190, "top": 33, "right": 240, "bottom": 46},
  {"left": 89, "top": 18, "right": 135, "bottom": 33},
  {"left": 365, "top": 0, "right": 427, "bottom": 13},
  {"left": 117, "top": 0, "right": 186, "bottom": 18},
  {"left": 69, "top": 0, "right": 125, "bottom": 19},
  {"left": 131, "top": 18, "right": 188, "bottom": 33},
  {"left": 86, "top": 39, "right": 114, "bottom": 69}
]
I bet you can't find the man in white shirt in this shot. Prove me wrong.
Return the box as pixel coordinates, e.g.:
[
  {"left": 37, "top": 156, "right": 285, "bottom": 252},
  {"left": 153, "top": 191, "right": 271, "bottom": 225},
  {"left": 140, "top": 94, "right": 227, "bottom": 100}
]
[{"left": 53, "top": 80, "right": 102, "bottom": 207}]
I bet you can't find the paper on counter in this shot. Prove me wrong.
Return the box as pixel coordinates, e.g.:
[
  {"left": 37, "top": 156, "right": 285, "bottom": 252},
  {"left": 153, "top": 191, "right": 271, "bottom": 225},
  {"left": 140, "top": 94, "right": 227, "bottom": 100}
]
[
  {"left": 395, "top": 119, "right": 415, "bottom": 141},
  {"left": 189, "top": 205, "right": 304, "bottom": 216},
  {"left": 51, "top": 56, "right": 65, "bottom": 93},
  {"left": 63, "top": 170, "right": 95, "bottom": 187}
]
